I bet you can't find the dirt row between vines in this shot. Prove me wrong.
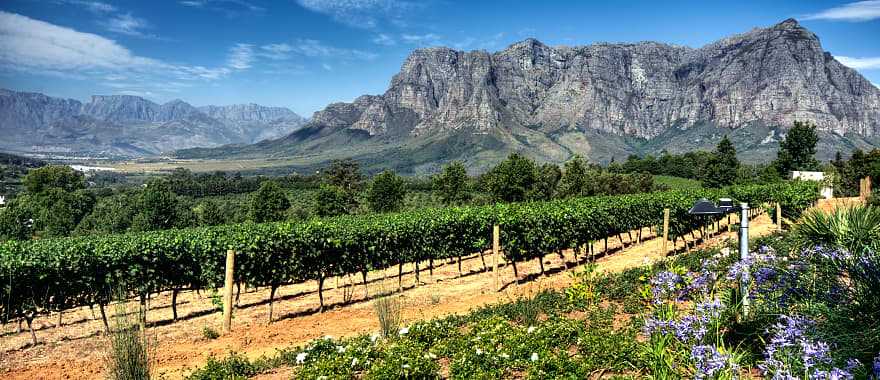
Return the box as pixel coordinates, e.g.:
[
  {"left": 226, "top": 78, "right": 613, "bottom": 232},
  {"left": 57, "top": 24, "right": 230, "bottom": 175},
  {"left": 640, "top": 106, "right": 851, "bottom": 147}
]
[{"left": 0, "top": 213, "right": 779, "bottom": 380}]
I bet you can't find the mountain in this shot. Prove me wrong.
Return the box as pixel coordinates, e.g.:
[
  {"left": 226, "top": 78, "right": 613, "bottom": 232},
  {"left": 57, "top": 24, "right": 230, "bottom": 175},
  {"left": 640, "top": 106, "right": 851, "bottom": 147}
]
[
  {"left": 180, "top": 19, "right": 880, "bottom": 174},
  {"left": 0, "top": 91, "right": 306, "bottom": 158}
]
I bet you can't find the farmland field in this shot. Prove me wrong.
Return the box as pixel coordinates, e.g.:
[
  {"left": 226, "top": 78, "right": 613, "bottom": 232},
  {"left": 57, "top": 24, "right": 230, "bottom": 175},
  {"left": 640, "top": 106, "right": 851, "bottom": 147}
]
[{"left": 0, "top": 210, "right": 776, "bottom": 379}]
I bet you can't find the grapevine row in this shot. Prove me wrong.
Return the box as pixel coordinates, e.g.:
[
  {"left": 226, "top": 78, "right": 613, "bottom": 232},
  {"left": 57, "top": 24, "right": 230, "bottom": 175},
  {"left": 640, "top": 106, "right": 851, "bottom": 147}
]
[{"left": 0, "top": 182, "right": 818, "bottom": 328}]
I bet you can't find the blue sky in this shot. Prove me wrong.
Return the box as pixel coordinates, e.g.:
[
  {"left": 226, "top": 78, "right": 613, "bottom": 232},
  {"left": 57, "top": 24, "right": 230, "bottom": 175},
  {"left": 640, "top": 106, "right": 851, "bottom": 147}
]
[{"left": 1, "top": 0, "right": 879, "bottom": 116}]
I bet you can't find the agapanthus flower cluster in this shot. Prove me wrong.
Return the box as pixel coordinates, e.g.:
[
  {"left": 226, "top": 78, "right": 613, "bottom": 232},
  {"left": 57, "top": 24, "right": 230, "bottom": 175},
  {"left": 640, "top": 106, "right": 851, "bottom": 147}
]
[
  {"left": 872, "top": 353, "right": 880, "bottom": 379},
  {"left": 681, "top": 259, "right": 720, "bottom": 300},
  {"left": 760, "top": 315, "right": 854, "bottom": 380},
  {"left": 691, "top": 345, "right": 738, "bottom": 380},
  {"left": 650, "top": 271, "right": 684, "bottom": 305}
]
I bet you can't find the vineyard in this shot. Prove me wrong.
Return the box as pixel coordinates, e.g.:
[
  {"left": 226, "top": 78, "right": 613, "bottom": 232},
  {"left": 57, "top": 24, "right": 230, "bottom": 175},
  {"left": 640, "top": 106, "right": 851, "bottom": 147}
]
[{"left": 0, "top": 181, "right": 819, "bottom": 341}]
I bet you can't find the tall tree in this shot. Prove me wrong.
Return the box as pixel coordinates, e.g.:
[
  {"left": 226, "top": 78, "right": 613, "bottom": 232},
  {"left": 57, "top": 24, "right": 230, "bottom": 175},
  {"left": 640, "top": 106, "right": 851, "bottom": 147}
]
[
  {"left": 23, "top": 165, "right": 85, "bottom": 194},
  {"left": 530, "top": 163, "right": 562, "bottom": 200},
  {"left": 433, "top": 161, "right": 471, "bottom": 205},
  {"left": 367, "top": 170, "right": 407, "bottom": 213},
  {"left": 702, "top": 135, "right": 739, "bottom": 188},
  {"left": 131, "top": 179, "right": 178, "bottom": 231},
  {"left": 249, "top": 181, "right": 291, "bottom": 223},
  {"left": 314, "top": 184, "right": 351, "bottom": 217},
  {"left": 557, "top": 155, "right": 590, "bottom": 198},
  {"left": 484, "top": 153, "right": 537, "bottom": 203},
  {"left": 773, "top": 121, "right": 820, "bottom": 175},
  {"left": 324, "top": 159, "right": 364, "bottom": 194}
]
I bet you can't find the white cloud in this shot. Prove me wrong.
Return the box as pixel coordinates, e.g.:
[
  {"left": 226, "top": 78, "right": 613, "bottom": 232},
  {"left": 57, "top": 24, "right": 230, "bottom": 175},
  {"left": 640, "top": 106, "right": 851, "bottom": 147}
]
[
  {"left": 401, "top": 33, "right": 442, "bottom": 45},
  {"left": 372, "top": 33, "right": 396, "bottom": 46},
  {"left": 295, "top": 0, "right": 420, "bottom": 29},
  {"left": 0, "top": 11, "right": 252, "bottom": 92},
  {"left": 103, "top": 13, "right": 157, "bottom": 38},
  {"left": 802, "top": 1, "right": 880, "bottom": 22},
  {"left": 260, "top": 43, "right": 294, "bottom": 59},
  {"left": 290, "top": 39, "right": 378, "bottom": 60},
  {"left": 227, "top": 43, "right": 254, "bottom": 69},
  {"left": 836, "top": 56, "right": 880, "bottom": 69},
  {"left": 60, "top": 0, "right": 117, "bottom": 13},
  {"left": 179, "top": 0, "right": 264, "bottom": 15}
]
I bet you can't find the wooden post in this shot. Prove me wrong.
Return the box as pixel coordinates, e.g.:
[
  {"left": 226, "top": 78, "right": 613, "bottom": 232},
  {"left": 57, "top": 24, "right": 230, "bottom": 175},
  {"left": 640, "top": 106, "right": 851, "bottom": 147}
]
[
  {"left": 866, "top": 177, "right": 872, "bottom": 199},
  {"left": 492, "top": 225, "right": 500, "bottom": 291},
  {"left": 661, "top": 208, "right": 670, "bottom": 256},
  {"left": 775, "top": 202, "right": 782, "bottom": 231},
  {"left": 223, "top": 249, "right": 235, "bottom": 333}
]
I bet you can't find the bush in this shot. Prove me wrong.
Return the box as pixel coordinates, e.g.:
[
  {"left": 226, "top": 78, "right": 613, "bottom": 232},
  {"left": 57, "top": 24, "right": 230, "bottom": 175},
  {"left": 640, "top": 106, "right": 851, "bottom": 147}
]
[
  {"left": 202, "top": 326, "right": 220, "bottom": 340},
  {"left": 105, "top": 295, "right": 153, "bottom": 380},
  {"left": 374, "top": 294, "right": 401, "bottom": 338}
]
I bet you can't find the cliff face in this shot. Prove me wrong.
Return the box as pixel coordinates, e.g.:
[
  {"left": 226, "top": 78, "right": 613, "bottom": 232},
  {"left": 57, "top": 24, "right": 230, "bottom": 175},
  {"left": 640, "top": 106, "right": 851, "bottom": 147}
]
[
  {"left": 316, "top": 19, "right": 879, "bottom": 143},
  {"left": 198, "top": 18, "right": 878, "bottom": 173}
]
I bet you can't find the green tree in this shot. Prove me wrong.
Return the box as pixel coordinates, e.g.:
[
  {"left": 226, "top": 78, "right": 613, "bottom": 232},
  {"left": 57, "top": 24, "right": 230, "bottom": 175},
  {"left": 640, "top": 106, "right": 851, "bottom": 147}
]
[
  {"left": 194, "top": 199, "right": 225, "bottom": 226},
  {"left": 74, "top": 191, "right": 138, "bottom": 235},
  {"left": 530, "top": 163, "right": 561, "bottom": 200},
  {"left": 484, "top": 153, "right": 537, "bottom": 203},
  {"left": 702, "top": 135, "right": 739, "bottom": 188},
  {"left": 324, "top": 159, "right": 364, "bottom": 194},
  {"left": 248, "top": 181, "right": 291, "bottom": 223},
  {"left": 433, "top": 162, "right": 471, "bottom": 205},
  {"left": 367, "top": 170, "right": 407, "bottom": 213},
  {"left": 30, "top": 188, "right": 95, "bottom": 238},
  {"left": 23, "top": 165, "right": 85, "bottom": 194},
  {"left": 314, "top": 184, "right": 351, "bottom": 217},
  {"left": 557, "top": 155, "right": 590, "bottom": 198},
  {"left": 773, "top": 121, "right": 820, "bottom": 175},
  {"left": 131, "top": 179, "right": 178, "bottom": 231},
  {"left": 0, "top": 198, "right": 33, "bottom": 241}
]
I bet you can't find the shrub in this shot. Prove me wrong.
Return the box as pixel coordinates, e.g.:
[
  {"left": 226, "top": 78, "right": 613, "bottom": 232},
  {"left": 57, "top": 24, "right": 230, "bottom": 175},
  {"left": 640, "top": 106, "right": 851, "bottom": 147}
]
[
  {"left": 202, "top": 326, "right": 220, "bottom": 340},
  {"left": 374, "top": 294, "right": 401, "bottom": 338},
  {"left": 105, "top": 294, "right": 154, "bottom": 380}
]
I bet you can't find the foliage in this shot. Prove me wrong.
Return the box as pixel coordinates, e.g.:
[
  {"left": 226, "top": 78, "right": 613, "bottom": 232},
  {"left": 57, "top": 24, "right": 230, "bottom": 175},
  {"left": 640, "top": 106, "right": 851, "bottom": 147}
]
[
  {"left": 374, "top": 294, "right": 402, "bottom": 338},
  {"left": 530, "top": 163, "right": 561, "bottom": 201},
  {"left": 483, "top": 153, "right": 538, "bottom": 203},
  {"left": 794, "top": 206, "right": 880, "bottom": 253},
  {"left": 314, "top": 184, "right": 352, "bottom": 217},
  {"left": 366, "top": 170, "right": 407, "bottom": 213},
  {"left": 131, "top": 179, "right": 178, "bottom": 232},
  {"left": 557, "top": 155, "right": 591, "bottom": 198},
  {"left": 432, "top": 161, "right": 471, "bottom": 205},
  {"left": 202, "top": 326, "right": 220, "bottom": 340},
  {"left": 773, "top": 121, "right": 820, "bottom": 175},
  {"left": 0, "top": 182, "right": 818, "bottom": 332},
  {"left": 248, "top": 180, "right": 291, "bottom": 223},
  {"left": 23, "top": 165, "right": 85, "bottom": 194},
  {"left": 105, "top": 294, "right": 153, "bottom": 380},
  {"left": 702, "top": 136, "right": 739, "bottom": 188},
  {"left": 323, "top": 159, "right": 364, "bottom": 195}
]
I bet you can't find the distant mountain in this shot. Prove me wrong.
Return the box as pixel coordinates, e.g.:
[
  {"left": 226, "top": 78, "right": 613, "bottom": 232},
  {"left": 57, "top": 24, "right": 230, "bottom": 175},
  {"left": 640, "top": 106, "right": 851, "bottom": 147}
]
[
  {"left": 0, "top": 90, "right": 306, "bottom": 158},
  {"left": 180, "top": 19, "right": 880, "bottom": 174}
]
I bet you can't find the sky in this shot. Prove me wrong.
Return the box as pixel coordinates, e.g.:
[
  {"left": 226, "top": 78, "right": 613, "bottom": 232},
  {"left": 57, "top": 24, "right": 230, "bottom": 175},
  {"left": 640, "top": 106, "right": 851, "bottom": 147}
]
[{"left": 0, "top": 1, "right": 879, "bottom": 117}]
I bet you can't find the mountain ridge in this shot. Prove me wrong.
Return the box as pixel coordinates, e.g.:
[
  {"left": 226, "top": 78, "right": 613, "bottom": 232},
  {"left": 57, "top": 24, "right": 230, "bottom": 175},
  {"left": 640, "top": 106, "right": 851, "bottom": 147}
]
[
  {"left": 0, "top": 89, "right": 306, "bottom": 158},
  {"left": 179, "top": 18, "right": 880, "bottom": 174}
]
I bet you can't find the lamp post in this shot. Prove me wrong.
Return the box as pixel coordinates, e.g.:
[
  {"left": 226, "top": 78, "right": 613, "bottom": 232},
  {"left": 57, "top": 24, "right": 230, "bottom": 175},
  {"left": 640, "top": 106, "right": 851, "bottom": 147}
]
[{"left": 688, "top": 198, "right": 750, "bottom": 318}]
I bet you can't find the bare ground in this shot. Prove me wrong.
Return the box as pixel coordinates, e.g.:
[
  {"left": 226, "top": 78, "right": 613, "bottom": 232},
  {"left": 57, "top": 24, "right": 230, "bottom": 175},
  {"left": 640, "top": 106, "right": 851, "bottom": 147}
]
[{"left": 0, "top": 213, "right": 780, "bottom": 380}]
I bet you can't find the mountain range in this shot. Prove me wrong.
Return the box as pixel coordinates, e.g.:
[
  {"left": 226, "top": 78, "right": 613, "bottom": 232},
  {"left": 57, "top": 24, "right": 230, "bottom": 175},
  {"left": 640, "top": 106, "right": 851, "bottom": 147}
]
[
  {"left": 180, "top": 19, "right": 880, "bottom": 174},
  {"left": 0, "top": 89, "right": 305, "bottom": 158}
]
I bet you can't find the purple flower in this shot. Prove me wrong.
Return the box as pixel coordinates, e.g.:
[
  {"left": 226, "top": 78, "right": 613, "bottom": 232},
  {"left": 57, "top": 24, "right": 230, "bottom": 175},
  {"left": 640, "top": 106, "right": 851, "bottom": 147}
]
[
  {"left": 650, "top": 271, "right": 683, "bottom": 304},
  {"left": 691, "top": 345, "right": 737, "bottom": 380},
  {"left": 872, "top": 353, "right": 880, "bottom": 379}
]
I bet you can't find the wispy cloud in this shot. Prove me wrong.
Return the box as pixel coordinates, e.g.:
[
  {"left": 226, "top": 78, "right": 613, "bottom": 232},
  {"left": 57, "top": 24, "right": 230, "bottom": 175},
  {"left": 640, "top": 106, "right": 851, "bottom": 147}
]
[
  {"left": 372, "top": 33, "right": 396, "bottom": 46},
  {"left": 802, "top": 1, "right": 880, "bottom": 22},
  {"left": 836, "top": 56, "right": 880, "bottom": 69},
  {"left": 0, "top": 11, "right": 250, "bottom": 93},
  {"left": 57, "top": 0, "right": 117, "bottom": 13},
  {"left": 400, "top": 33, "right": 442, "bottom": 46},
  {"left": 280, "top": 39, "right": 378, "bottom": 60},
  {"left": 227, "top": 43, "right": 255, "bottom": 69},
  {"left": 295, "top": 0, "right": 422, "bottom": 29},
  {"left": 179, "top": 0, "right": 265, "bottom": 17},
  {"left": 103, "top": 13, "right": 158, "bottom": 38}
]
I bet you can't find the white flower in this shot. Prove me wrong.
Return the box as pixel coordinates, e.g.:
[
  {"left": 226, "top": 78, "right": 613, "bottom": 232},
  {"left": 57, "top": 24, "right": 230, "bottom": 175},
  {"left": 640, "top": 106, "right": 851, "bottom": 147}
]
[
  {"left": 295, "top": 352, "right": 308, "bottom": 364},
  {"left": 428, "top": 352, "right": 437, "bottom": 359},
  {"left": 500, "top": 353, "right": 510, "bottom": 359},
  {"left": 323, "top": 335, "right": 334, "bottom": 340},
  {"left": 399, "top": 327, "right": 409, "bottom": 335},
  {"left": 351, "top": 358, "right": 359, "bottom": 367},
  {"left": 336, "top": 345, "right": 346, "bottom": 353},
  {"left": 530, "top": 352, "right": 539, "bottom": 362},
  {"left": 370, "top": 333, "right": 381, "bottom": 342},
  {"left": 476, "top": 348, "right": 483, "bottom": 355},
  {"left": 318, "top": 377, "right": 327, "bottom": 380},
  {"left": 402, "top": 364, "right": 410, "bottom": 369},
  {"left": 527, "top": 326, "right": 536, "bottom": 334}
]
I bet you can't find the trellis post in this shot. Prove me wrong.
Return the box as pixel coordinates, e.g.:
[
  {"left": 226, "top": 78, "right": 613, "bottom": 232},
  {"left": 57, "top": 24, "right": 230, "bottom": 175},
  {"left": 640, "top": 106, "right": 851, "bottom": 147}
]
[
  {"left": 492, "top": 225, "right": 500, "bottom": 291},
  {"left": 775, "top": 202, "right": 782, "bottom": 231},
  {"left": 661, "top": 208, "right": 670, "bottom": 256},
  {"left": 223, "top": 249, "right": 235, "bottom": 333}
]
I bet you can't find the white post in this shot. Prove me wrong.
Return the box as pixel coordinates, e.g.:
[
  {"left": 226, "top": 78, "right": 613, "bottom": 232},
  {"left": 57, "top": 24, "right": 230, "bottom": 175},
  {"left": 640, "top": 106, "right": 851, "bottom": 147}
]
[{"left": 739, "top": 203, "right": 750, "bottom": 318}]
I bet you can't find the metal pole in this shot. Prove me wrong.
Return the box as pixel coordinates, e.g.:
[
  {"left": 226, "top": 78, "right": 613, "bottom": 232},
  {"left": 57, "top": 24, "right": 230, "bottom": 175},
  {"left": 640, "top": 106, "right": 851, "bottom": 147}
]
[{"left": 739, "top": 203, "right": 750, "bottom": 318}]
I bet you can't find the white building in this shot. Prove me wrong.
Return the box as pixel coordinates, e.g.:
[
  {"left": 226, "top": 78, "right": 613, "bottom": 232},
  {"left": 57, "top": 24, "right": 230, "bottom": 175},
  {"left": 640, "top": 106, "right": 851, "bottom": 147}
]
[
  {"left": 791, "top": 171, "right": 833, "bottom": 199},
  {"left": 0, "top": 195, "right": 5, "bottom": 207}
]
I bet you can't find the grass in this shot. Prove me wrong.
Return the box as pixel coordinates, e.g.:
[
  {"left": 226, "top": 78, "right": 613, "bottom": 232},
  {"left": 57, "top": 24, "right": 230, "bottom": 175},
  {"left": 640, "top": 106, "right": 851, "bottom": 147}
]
[
  {"left": 373, "top": 293, "right": 402, "bottom": 338},
  {"left": 105, "top": 294, "right": 154, "bottom": 380}
]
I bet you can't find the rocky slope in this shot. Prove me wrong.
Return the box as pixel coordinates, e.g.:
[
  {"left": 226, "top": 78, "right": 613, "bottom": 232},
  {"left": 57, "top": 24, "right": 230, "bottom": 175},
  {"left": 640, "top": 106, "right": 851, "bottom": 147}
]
[
  {"left": 0, "top": 90, "right": 306, "bottom": 157},
  {"left": 182, "top": 19, "right": 880, "bottom": 173}
]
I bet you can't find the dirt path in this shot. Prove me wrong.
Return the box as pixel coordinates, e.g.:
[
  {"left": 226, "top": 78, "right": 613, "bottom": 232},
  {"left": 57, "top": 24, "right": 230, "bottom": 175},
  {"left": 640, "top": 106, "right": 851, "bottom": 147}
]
[{"left": 0, "top": 213, "right": 779, "bottom": 380}]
